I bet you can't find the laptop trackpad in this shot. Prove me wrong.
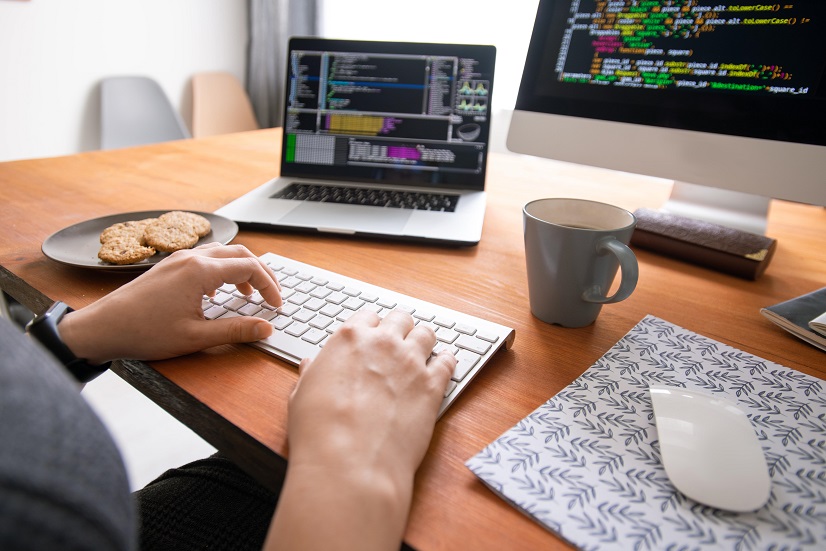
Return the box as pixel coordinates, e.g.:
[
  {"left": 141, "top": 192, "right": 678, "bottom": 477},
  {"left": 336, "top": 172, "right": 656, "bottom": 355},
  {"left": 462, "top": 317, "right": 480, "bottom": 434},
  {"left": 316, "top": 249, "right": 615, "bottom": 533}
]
[{"left": 278, "top": 202, "right": 412, "bottom": 234}]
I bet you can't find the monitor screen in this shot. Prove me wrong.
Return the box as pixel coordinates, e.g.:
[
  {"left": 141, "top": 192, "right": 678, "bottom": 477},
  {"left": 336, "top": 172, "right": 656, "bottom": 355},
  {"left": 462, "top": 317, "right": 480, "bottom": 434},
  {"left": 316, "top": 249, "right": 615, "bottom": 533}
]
[
  {"left": 282, "top": 38, "right": 496, "bottom": 190},
  {"left": 508, "top": 0, "right": 826, "bottom": 230}
]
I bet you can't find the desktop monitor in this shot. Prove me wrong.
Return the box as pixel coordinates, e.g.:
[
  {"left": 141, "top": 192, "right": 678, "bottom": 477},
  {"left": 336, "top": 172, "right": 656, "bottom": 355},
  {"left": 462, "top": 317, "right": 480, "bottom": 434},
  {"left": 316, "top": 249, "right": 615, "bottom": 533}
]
[{"left": 508, "top": 0, "right": 826, "bottom": 234}]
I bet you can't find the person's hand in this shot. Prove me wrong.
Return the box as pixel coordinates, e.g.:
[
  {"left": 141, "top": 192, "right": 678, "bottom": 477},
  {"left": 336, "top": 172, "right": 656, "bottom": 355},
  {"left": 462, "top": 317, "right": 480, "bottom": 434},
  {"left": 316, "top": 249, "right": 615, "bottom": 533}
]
[
  {"left": 58, "top": 243, "right": 282, "bottom": 364},
  {"left": 266, "top": 309, "right": 456, "bottom": 551}
]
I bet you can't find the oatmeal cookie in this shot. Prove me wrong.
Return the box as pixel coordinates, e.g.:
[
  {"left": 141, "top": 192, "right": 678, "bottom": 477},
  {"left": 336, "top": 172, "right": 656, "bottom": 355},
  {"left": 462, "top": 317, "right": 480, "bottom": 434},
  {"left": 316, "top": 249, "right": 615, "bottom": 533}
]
[
  {"left": 99, "top": 218, "right": 157, "bottom": 244},
  {"left": 158, "top": 211, "right": 211, "bottom": 237},
  {"left": 97, "top": 236, "right": 156, "bottom": 265},
  {"left": 143, "top": 220, "right": 201, "bottom": 253}
]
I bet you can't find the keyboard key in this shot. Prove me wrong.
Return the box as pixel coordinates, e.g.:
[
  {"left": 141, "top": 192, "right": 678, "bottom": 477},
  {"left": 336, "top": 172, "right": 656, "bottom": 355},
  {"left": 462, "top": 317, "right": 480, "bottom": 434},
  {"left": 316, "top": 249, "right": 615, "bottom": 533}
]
[
  {"left": 476, "top": 331, "right": 500, "bottom": 343},
  {"left": 295, "top": 281, "right": 316, "bottom": 294},
  {"left": 303, "top": 297, "right": 327, "bottom": 311},
  {"left": 456, "top": 334, "right": 491, "bottom": 355},
  {"left": 377, "top": 298, "right": 397, "bottom": 309},
  {"left": 204, "top": 305, "right": 227, "bottom": 320},
  {"left": 362, "top": 303, "right": 383, "bottom": 314},
  {"left": 433, "top": 342, "right": 459, "bottom": 356},
  {"left": 435, "top": 328, "right": 459, "bottom": 344},
  {"left": 277, "top": 303, "right": 301, "bottom": 316},
  {"left": 255, "top": 309, "right": 279, "bottom": 322},
  {"left": 210, "top": 291, "right": 233, "bottom": 305},
  {"left": 271, "top": 315, "right": 293, "bottom": 330},
  {"left": 285, "top": 322, "right": 310, "bottom": 337},
  {"left": 292, "top": 309, "right": 317, "bottom": 323},
  {"left": 238, "top": 303, "right": 262, "bottom": 316},
  {"left": 414, "top": 310, "right": 435, "bottom": 322},
  {"left": 287, "top": 292, "right": 310, "bottom": 306},
  {"left": 280, "top": 276, "right": 302, "bottom": 288},
  {"left": 342, "top": 297, "right": 365, "bottom": 310},
  {"left": 302, "top": 328, "right": 328, "bottom": 345},
  {"left": 453, "top": 350, "right": 481, "bottom": 381},
  {"left": 326, "top": 291, "right": 347, "bottom": 305},
  {"left": 247, "top": 291, "right": 266, "bottom": 305},
  {"left": 310, "top": 287, "right": 332, "bottom": 299},
  {"left": 309, "top": 315, "right": 334, "bottom": 330},
  {"left": 455, "top": 324, "right": 477, "bottom": 336},
  {"left": 433, "top": 316, "right": 455, "bottom": 328},
  {"left": 319, "top": 303, "right": 344, "bottom": 318},
  {"left": 224, "top": 297, "right": 250, "bottom": 312}
]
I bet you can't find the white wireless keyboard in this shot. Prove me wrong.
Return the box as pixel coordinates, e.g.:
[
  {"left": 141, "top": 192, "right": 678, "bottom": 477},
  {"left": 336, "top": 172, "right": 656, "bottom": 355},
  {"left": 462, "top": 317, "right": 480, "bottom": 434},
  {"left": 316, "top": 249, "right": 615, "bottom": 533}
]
[{"left": 202, "top": 252, "right": 515, "bottom": 417}]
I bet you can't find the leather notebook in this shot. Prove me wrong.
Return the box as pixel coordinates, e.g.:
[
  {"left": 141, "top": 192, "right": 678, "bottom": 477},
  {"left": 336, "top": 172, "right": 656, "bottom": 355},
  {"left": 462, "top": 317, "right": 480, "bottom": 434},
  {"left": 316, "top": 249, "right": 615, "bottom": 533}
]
[{"left": 630, "top": 208, "right": 777, "bottom": 280}]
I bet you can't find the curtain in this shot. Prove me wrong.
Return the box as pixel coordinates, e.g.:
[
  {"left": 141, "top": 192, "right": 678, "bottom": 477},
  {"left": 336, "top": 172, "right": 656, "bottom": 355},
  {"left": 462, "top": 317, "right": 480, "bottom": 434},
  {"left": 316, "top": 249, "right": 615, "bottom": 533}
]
[{"left": 247, "top": 0, "right": 318, "bottom": 128}]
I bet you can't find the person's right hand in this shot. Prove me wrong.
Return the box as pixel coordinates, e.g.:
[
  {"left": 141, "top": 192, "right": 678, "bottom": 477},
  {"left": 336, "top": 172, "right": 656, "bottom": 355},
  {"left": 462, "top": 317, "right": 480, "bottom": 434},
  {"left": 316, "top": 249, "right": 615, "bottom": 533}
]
[{"left": 267, "top": 309, "right": 456, "bottom": 551}]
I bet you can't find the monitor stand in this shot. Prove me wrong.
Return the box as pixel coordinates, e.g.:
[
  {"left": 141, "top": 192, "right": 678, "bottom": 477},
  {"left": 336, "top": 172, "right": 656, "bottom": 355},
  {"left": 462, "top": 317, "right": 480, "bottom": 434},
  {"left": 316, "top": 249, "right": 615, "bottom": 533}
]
[{"left": 661, "top": 181, "right": 770, "bottom": 235}]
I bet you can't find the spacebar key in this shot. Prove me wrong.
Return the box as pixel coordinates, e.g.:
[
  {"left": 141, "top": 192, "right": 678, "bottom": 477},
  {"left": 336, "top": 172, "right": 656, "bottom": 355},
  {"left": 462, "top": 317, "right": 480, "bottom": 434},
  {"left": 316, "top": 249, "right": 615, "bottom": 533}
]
[{"left": 259, "top": 331, "right": 322, "bottom": 364}]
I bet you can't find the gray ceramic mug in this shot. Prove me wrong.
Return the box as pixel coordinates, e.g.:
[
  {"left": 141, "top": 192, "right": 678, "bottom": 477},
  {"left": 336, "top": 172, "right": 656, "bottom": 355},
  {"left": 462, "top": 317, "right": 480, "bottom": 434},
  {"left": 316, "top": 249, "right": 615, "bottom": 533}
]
[{"left": 523, "top": 198, "right": 638, "bottom": 327}]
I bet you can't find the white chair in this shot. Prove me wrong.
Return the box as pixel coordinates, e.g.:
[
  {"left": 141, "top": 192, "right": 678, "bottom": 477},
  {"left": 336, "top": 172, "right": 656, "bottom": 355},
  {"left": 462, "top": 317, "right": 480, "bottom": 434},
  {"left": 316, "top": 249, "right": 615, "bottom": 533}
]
[{"left": 100, "top": 76, "right": 191, "bottom": 150}]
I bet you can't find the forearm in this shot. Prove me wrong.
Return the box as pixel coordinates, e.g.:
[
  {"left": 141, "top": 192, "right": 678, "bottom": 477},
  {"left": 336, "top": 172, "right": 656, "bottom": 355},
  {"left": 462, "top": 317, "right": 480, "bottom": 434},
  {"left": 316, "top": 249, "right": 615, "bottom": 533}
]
[
  {"left": 265, "top": 462, "right": 413, "bottom": 551},
  {"left": 57, "top": 305, "right": 121, "bottom": 366}
]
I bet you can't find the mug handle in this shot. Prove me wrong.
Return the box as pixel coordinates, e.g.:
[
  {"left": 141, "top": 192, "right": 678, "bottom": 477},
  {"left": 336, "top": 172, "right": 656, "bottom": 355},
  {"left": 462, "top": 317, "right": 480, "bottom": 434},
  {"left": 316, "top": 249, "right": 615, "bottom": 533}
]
[{"left": 582, "top": 237, "right": 639, "bottom": 304}]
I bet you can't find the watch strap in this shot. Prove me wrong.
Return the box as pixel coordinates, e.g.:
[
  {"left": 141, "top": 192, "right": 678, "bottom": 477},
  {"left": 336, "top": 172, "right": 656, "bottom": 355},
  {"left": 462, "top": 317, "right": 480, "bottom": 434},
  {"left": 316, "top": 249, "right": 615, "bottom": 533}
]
[{"left": 26, "top": 301, "right": 111, "bottom": 383}]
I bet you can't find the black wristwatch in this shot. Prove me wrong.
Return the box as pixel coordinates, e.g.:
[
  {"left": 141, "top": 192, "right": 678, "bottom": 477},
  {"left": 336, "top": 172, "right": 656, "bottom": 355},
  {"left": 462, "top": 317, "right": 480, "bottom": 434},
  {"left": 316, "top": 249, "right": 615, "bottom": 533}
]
[{"left": 26, "top": 301, "right": 111, "bottom": 383}]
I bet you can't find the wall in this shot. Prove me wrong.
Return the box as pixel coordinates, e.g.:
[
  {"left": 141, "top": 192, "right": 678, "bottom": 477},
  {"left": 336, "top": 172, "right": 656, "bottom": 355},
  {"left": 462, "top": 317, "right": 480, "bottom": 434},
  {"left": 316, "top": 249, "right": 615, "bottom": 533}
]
[
  {"left": 318, "top": 0, "right": 539, "bottom": 112},
  {"left": 0, "top": 0, "right": 248, "bottom": 162}
]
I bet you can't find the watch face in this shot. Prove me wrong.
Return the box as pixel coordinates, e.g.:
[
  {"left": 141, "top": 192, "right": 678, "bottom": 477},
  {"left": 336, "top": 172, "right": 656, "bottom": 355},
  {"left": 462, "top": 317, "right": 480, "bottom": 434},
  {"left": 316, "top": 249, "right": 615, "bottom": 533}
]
[{"left": 30, "top": 300, "right": 70, "bottom": 328}]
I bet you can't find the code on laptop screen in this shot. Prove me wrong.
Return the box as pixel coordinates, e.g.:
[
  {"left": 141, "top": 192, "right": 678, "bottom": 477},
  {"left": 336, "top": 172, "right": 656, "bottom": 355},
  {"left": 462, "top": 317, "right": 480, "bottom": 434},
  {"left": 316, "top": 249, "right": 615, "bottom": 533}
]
[{"left": 281, "top": 38, "right": 496, "bottom": 190}]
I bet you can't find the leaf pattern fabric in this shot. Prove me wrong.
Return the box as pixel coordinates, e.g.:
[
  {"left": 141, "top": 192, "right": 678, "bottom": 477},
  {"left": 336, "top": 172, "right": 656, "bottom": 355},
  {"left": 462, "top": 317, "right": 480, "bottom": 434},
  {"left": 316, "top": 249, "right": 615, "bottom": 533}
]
[{"left": 467, "top": 315, "right": 826, "bottom": 550}]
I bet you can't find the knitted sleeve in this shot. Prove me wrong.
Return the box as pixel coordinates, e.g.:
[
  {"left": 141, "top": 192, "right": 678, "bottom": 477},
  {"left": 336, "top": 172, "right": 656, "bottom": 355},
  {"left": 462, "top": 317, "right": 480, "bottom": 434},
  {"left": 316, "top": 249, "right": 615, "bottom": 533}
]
[{"left": 0, "top": 317, "right": 135, "bottom": 551}]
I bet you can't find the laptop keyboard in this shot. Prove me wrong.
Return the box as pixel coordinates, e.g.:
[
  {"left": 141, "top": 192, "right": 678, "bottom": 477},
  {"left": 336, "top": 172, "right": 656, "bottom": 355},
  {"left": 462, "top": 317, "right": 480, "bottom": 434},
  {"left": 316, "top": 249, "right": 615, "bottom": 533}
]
[
  {"left": 202, "top": 252, "right": 515, "bottom": 417},
  {"left": 272, "top": 182, "right": 459, "bottom": 212}
]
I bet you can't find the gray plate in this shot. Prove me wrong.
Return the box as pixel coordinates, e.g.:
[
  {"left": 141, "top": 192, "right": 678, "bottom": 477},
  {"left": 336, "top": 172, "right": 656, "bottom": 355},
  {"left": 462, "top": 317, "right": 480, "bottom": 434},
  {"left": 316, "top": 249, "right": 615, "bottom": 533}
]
[{"left": 42, "top": 210, "right": 239, "bottom": 271}]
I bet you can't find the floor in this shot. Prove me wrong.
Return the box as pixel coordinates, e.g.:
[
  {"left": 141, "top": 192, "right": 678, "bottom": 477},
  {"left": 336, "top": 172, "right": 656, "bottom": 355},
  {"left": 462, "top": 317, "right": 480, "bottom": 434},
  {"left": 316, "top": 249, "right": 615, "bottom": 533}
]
[{"left": 81, "top": 370, "right": 216, "bottom": 490}]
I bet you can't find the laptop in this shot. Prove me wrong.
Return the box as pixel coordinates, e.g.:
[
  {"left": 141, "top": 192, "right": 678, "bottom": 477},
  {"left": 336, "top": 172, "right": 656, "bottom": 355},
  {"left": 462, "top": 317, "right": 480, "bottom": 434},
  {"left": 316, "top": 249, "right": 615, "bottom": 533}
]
[{"left": 216, "top": 37, "right": 496, "bottom": 246}]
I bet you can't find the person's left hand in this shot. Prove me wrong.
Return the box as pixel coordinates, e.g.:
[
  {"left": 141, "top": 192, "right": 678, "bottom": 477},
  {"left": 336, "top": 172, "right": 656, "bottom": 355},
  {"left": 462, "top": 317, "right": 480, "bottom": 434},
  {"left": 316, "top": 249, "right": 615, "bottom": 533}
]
[{"left": 58, "top": 243, "right": 282, "bottom": 364}]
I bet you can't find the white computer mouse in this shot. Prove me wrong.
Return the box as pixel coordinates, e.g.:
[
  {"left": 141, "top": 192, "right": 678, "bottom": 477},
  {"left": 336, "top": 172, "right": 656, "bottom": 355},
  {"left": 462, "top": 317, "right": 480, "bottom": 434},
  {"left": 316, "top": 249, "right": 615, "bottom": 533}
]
[{"left": 649, "top": 385, "right": 771, "bottom": 512}]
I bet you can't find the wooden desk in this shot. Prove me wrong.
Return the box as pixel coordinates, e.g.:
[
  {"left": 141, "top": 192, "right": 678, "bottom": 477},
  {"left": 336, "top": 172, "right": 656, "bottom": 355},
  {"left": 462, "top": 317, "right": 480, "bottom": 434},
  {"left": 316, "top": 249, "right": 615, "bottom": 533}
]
[{"left": 2, "top": 129, "right": 824, "bottom": 550}]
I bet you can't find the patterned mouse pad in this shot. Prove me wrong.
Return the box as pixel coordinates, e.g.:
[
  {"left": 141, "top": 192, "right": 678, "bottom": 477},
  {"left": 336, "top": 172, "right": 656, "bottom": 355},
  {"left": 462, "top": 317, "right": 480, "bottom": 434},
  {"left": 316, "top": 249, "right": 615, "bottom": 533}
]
[{"left": 466, "top": 315, "right": 826, "bottom": 550}]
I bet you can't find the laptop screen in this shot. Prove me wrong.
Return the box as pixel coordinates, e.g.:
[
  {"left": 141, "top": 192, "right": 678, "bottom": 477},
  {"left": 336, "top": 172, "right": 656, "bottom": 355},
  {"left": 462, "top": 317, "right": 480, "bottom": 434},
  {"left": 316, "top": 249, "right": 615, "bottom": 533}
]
[{"left": 281, "top": 38, "right": 496, "bottom": 191}]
